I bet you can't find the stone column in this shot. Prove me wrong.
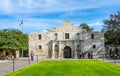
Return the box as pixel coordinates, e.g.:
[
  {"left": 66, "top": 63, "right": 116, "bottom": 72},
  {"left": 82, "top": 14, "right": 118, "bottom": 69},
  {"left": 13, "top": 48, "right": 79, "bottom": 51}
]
[
  {"left": 58, "top": 41, "right": 63, "bottom": 59},
  {"left": 74, "top": 41, "right": 77, "bottom": 59},
  {"left": 3, "top": 50, "right": 6, "bottom": 57},
  {"left": 16, "top": 51, "right": 19, "bottom": 58},
  {"left": 51, "top": 41, "right": 55, "bottom": 59},
  {"left": 58, "top": 41, "right": 60, "bottom": 59},
  {"left": 80, "top": 40, "right": 83, "bottom": 52}
]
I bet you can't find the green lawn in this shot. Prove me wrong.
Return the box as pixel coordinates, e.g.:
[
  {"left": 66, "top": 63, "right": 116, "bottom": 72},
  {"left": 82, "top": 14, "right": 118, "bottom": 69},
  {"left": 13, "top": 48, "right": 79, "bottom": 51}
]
[{"left": 5, "top": 60, "right": 120, "bottom": 76}]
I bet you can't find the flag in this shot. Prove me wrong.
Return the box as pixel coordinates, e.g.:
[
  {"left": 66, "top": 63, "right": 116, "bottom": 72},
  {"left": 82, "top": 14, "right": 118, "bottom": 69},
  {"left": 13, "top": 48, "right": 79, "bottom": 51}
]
[{"left": 19, "top": 19, "right": 23, "bottom": 26}]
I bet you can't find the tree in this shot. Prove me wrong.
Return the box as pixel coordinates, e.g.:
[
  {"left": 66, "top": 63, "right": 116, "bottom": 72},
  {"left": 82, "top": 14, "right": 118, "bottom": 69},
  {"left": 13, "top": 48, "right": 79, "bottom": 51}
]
[
  {"left": 103, "top": 11, "right": 120, "bottom": 46},
  {"left": 0, "top": 29, "right": 28, "bottom": 51},
  {"left": 80, "top": 23, "right": 93, "bottom": 32}
]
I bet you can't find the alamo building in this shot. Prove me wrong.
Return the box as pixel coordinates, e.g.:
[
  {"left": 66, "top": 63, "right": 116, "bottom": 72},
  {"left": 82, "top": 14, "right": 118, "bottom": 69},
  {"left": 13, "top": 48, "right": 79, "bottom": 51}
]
[{"left": 29, "top": 21, "right": 104, "bottom": 59}]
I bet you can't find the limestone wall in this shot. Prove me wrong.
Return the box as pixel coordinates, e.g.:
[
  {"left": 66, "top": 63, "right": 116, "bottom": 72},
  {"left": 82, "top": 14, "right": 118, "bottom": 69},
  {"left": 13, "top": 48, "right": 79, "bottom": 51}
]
[
  {"left": 29, "top": 21, "right": 104, "bottom": 58},
  {"left": 82, "top": 32, "right": 104, "bottom": 52}
]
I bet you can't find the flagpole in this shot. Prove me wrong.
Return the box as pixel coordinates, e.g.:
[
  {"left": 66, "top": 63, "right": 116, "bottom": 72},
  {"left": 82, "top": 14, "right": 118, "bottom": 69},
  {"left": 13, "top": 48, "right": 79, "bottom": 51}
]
[
  {"left": 22, "top": 24, "right": 23, "bottom": 58},
  {"left": 20, "top": 19, "right": 24, "bottom": 58}
]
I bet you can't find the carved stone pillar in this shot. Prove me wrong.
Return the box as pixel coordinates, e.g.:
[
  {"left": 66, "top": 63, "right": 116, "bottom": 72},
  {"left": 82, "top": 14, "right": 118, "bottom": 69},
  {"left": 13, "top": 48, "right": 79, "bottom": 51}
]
[
  {"left": 58, "top": 41, "right": 61, "bottom": 59},
  {"left": 74, "top": 41, "right": 77, "bottom": 58},
  {"left": 51, "top": 41, "right": 55, "bottom": 59}
]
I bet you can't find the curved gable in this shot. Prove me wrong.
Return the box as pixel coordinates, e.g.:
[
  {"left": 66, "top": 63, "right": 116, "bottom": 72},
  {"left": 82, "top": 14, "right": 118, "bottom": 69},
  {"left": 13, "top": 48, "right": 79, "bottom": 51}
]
[{"left": 48, "top": 21, "right": 82, "bottom": 32}]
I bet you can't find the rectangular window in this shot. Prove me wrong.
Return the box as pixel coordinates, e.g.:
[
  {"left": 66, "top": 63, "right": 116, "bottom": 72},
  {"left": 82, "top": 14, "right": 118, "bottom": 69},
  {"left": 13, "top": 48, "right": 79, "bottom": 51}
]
[
  {"left": 55, "top": 33, "right": 58, "bottom": 36},
  {"left": 55, "top": 33, "right": 58, "bottom": 40},
  {"left": 92, "top": 45, "right": 96, "bottom": 48},
  {"left": 77, "top": 33, "right": 79, "bottom": 35},
  {"left": 55, "top": 45, "right": 57, "bottom": 47},
  {"left": 91, "top": 34, "right": 94, "bottom": 39},
  {"left": 38, "top": 34, "right": 41, "bottom": 39},
  {"left": 65, "top": 33, "right": 69, "bottom": 39},
  {"left": 39, "top": 45, "right": 42, "bottom": 49}
]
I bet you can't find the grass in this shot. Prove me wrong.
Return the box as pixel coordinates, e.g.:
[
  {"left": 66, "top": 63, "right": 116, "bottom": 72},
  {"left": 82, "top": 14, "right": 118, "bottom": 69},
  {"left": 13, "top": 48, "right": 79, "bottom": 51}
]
[{"left": 4, "top": 60, "right": 120, "bottom": 76}]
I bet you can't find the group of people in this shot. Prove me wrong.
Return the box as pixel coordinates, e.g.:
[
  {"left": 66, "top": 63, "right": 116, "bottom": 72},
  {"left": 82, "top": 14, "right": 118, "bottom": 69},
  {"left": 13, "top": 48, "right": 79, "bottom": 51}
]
[
  {"left": 88, "top": 52, "right": 93, "bottom": 59},
  {"left": 6, "top": 51, "right": 93, "bottom": 60},
  {"left": 30, "top": 51, "right": 93, "bottom": 60},
  {"left": 79, "top": 51, "right": 93, "bottom": 59},
  {"left": 6, "top": 52, "right": 16, "bottom": 60}
]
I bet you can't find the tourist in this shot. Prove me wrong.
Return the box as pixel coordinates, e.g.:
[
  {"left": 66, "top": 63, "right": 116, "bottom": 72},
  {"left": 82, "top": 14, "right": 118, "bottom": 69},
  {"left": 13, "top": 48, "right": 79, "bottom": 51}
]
[
  {"left": 79, "top": 52, "right": 82, "bottom": 59},
  {"left": 82, "top": 53, "right": 84, "bottom": 59},
  {"left": 88, "top": 52, "right": 90, "bottom": 59},
  {"left": 30, "top": 51, "right": 34, "bottom": 61},
  {"left": 6, "top": 52, "right": 9, "bottom": 60},
  {"left": 90, "top": 51, "right": 93, "bottom": 59}
]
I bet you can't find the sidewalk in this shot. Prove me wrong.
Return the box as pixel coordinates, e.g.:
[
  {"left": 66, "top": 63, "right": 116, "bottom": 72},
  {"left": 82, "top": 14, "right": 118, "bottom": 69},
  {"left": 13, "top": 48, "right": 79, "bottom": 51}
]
[
  {"left": 98, "top": 58, "right": 120, "bottom": 65},
  {"left": 0, "top": 60, "right": 9, "bottom": 63},
  {"left": 0, "top": 58, "right": 38, "bottom": 76}
]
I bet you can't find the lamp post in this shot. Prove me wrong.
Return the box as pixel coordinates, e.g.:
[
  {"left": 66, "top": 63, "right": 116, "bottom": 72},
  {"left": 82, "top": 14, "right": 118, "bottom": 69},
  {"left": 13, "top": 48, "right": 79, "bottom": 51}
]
[
  {"left": 114, "top": 54, "right": 117, "bottom": 64},
  {"left": 12, "top": 56, "right": 15, "bottom": 71}
]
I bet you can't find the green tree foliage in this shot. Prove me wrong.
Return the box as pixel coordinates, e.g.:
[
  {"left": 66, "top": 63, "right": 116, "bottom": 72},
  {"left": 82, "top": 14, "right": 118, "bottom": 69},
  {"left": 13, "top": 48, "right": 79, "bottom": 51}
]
[
  {"left": 80, "top": 23, "right": 93, "bottom": 32},
  {"left": 0, "top": 29, "right": 28, "bottom": 51},
  {"left": 103, "top": 11, "right": 120, "bottom": 45}
]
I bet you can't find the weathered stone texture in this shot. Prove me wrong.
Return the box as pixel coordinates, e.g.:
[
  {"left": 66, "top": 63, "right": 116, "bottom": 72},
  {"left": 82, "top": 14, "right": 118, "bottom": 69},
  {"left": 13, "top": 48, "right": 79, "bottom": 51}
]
[{"left": 29, "top": 21, "right": 104, "bottom": 59}]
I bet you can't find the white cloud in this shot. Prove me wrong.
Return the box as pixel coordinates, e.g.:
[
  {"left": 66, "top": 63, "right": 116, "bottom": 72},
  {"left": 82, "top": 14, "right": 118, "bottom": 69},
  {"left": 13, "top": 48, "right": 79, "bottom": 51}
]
[
  {"left": 41, "top": 29, "right": 47, "bottom": 32},
  {"left": 0, "top": 0, "right": 120, "bottom": 33},
  {"left": 0, "top": 0, "right": 13, "bottom": 14},
  {"left": 88, "top": 22, "right": 104, "bottom": 31},
  {"left": 0, "top": 0, "right": 120, "bottom": 14},
  {"left": 89, "top": 22, "right": 103, "bottom": 26},
  {"left": 0, "top": 18, "right": 63, "bottom": 33}
]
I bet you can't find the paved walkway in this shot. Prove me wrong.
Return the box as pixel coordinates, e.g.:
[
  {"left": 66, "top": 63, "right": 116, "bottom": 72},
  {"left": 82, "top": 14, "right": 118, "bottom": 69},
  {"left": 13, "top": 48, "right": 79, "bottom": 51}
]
[
  {"left": 0, "top": 58, "right": 39, "bottom": 76},
  {"left": 98, "top": 58, "right": 120, "bottom": 65},
  {"left": 0, "top": 60, "right": 9, "bottom": 64}
]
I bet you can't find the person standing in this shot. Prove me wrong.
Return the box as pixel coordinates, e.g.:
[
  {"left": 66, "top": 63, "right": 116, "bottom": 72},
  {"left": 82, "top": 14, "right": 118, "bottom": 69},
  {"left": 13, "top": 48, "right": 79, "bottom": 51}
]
[
  {"left": 90, "top": 51, "right": 93, "bottom": 59},
  {"left": 82, "top": 52, "right": 84, "bottom": 59},
  {"left": 30, "top": 51, "right": 34, "bottom": 61},
  {"left": 79, "top": 52, "right": 82, "bottom": 59},
  {"left": 88, "top": 52, "right": 91, "bottom": 59},
  {"left": 6, "top": 52, "right": 9, "bottom": 60}
]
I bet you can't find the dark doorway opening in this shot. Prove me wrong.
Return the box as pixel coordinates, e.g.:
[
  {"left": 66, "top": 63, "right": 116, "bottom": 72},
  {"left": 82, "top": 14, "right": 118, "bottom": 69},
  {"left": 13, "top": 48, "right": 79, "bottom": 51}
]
[{"left": 64, "top": 46, "right": 71, "bottom": 58}]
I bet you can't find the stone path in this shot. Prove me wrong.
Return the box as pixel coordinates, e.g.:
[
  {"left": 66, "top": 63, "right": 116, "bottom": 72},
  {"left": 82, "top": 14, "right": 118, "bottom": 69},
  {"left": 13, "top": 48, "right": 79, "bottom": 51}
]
[
  {"left": 98, "top": 58, "right": 120, "bottom": 65},
  {"left": 0, "top": 58, "right": 39, "bottom": 76}
]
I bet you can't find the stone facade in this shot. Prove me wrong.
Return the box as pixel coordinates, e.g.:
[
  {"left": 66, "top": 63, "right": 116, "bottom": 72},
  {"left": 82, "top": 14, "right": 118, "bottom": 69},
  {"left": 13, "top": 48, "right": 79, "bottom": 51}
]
[{"left": 29, "top": 21, "right": 104, "bottom": 59}]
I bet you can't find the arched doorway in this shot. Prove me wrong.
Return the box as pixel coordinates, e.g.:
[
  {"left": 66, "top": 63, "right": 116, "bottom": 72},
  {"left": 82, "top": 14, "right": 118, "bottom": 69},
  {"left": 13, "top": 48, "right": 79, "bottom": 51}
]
[{"left": 64, "top": 46, "right": 71, "bottom": 58}]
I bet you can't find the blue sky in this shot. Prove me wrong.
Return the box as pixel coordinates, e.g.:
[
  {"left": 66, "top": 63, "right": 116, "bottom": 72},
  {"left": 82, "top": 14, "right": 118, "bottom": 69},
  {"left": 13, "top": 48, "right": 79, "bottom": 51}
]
[{"left": 0, "top": 0, "right": 120, "bottom": 34}]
